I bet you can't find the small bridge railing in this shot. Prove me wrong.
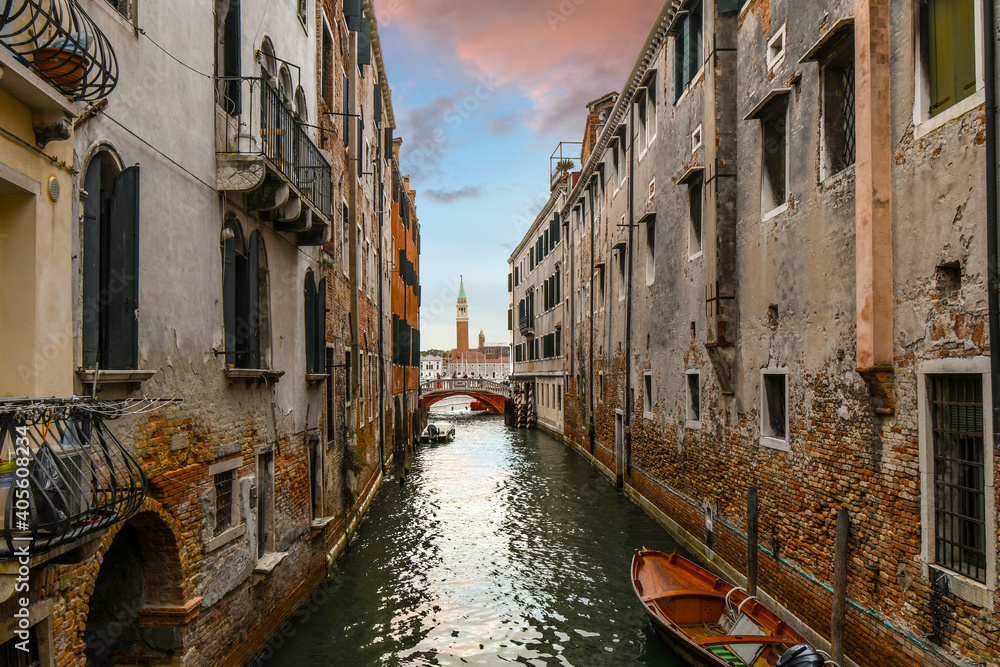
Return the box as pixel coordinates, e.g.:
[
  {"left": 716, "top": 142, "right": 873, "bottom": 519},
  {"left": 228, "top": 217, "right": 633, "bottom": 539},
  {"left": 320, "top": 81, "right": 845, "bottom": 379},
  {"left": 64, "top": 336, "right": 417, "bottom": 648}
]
[{"left": 420, "top": 379, "right": 511, "bottom": 399}]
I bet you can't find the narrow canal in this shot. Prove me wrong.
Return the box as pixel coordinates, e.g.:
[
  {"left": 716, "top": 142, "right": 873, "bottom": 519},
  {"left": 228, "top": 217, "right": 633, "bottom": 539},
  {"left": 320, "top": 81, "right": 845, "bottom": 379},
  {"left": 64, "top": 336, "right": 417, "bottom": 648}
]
[{"left": 260, "top": 407, "right": 693, "bottom": 666}]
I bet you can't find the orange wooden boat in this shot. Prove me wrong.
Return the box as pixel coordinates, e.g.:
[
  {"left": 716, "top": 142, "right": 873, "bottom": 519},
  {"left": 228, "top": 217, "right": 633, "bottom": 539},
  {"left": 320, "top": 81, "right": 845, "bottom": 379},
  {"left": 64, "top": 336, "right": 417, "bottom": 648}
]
[{"left": 632, "top": 548, "right": 820, "bottom": 667}]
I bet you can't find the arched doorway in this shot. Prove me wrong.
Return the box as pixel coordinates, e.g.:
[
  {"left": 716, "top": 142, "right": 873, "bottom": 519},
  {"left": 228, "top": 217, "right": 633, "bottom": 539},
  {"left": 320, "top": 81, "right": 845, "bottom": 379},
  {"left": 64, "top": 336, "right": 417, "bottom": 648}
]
[{"left": 84, "top": 512, "right": 184, "bottom": 664}]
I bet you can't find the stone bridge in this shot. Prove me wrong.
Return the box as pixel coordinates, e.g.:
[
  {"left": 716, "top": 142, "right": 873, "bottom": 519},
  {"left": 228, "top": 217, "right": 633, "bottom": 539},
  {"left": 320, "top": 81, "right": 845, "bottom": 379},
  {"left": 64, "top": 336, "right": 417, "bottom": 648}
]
[{"left": 420, "top": 379, "right": 511, "bottom": 414}]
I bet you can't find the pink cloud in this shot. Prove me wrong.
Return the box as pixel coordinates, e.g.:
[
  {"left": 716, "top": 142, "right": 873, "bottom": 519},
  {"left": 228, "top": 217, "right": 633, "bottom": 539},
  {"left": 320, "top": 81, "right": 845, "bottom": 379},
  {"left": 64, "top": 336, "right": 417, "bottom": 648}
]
[{"left": 374, "top": 0, "right": 662, "bottom": 136}]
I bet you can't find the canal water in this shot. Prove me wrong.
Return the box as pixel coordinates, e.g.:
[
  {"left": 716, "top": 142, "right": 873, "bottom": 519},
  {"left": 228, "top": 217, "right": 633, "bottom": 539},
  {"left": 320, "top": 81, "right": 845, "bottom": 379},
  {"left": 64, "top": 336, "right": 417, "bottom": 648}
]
[{"left": 260, "top": 404, "right": 692, "bottom": 666}]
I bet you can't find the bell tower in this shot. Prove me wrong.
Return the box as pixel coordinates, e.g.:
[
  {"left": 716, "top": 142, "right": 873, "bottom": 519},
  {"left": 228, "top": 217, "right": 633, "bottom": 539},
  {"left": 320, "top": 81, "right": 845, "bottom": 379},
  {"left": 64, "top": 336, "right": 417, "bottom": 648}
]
[{"left": 456, "top": 275, "right": 469, "bottom": 354}]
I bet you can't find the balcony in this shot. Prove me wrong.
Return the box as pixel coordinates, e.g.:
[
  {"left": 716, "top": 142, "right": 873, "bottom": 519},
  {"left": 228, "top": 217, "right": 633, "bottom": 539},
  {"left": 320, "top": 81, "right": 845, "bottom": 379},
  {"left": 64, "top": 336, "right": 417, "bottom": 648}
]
[
  {"left": 519, "top": 313, "right": 535, "bottom": 336},
  {"left": 0, "top": 0, "right": 118, "bottom": 101},
  {"left": 216, "top": 76, "right": 332, "bottom": 245},
  {"left": 0, "top": 400, "right": 146, "bottom": 572}
]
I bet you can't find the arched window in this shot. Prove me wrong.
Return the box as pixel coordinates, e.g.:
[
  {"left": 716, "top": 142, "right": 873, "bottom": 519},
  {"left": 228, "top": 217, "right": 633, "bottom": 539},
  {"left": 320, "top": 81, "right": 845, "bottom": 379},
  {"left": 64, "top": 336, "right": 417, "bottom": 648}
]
[
  {"left": 295, "top": 85, "right": 308, "bottom": 122},
  {"left": 278, "top": 65, "right": 293, "bottom": 109},
  {"left": 259, "top": 37, "right": 277, "bottom": 80},
  {"left": 221, "top": 221, "right": 271, "bottom": 369},
  {"left": 82, "top": 150, "right": 140, "bottom": 370},
  {"left": 304, "top": 269, "right": 326, "bottom": 375}
]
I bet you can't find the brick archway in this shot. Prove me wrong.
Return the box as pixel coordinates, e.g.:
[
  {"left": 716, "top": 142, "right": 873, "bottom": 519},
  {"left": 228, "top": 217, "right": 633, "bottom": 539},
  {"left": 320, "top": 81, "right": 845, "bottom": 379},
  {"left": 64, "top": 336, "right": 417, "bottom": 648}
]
[{"left": 78, "top": 498, "right": 196, "bottom": 664}]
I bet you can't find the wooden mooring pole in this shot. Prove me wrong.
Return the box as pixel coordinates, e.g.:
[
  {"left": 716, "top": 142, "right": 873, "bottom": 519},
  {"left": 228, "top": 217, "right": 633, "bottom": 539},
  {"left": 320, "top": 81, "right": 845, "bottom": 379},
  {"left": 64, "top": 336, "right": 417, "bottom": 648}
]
[
  {"left": 832, "top": 508, "right": 850, "bottom": 665},
  {"left": 747, "top": 486, "right": 758, "bottom": 597}
]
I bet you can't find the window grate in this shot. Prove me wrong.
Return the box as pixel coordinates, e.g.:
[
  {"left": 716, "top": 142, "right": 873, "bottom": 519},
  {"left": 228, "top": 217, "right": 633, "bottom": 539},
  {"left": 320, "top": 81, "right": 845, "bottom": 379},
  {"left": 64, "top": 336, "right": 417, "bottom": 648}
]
[
  {"left": 842, "top": 62, "right": 856, "bottom": 167},
  {"left": 930, "top": 375, "right": 986, "bottom": 583},
  {"left": 214, "top": 470, "right": 235, "bottom": 536}
]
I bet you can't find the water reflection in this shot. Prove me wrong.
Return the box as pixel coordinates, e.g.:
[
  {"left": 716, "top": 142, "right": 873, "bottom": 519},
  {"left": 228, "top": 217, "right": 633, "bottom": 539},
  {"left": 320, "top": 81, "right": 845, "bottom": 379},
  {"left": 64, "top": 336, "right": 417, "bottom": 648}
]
[{"left": 261, "top": 409, "right": 689, "bottom": 666}]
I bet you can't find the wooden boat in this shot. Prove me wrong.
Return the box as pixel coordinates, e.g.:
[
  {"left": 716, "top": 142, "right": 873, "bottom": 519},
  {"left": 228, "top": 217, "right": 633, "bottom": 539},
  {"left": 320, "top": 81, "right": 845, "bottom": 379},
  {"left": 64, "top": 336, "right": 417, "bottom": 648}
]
[
  {"left": 420, "top": 421, "right": 456, "bottom": 443},
  {"left": 632, "top": 548, "right": 816, "bottom": 667}
]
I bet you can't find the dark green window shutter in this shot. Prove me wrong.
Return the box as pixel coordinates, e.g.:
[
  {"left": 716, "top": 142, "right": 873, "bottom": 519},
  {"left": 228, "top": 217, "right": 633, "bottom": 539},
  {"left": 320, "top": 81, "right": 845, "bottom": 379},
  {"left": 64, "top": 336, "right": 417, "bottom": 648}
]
[
  {"left": 246, "top": 232, "right": 261, "bottom": 368},
  {"left": 105, "top": 166, "right": 140, "bottom": 370},
  {"left": 222, "top": 222, "right": 238, "bottom": 367},
  {"left": 223, "top": 0, "right": 242, "bottom": 115},
  {"left": 305, "top": 270, "right": 316, "bottom": 374},
  {"left": 343, "top": 0, "right": 362, "bottom": 20},
  {"left": 316, "top": 277, "right": 326, "bottom": 375},
  {"left": 508, "top": 309, "right": 513, "bottom": 331},
  {"left": 674, "top": 32, "right": 685, "bottom": 102},
  {"left": 374, "top": 84, "right": 382, "bottom": 127},
  {"left": 358, "top": 19, "right": 373, "bottom": 67},
  {"left": 82, "top": 161, "right": 102, "bottom": 368},
  {"left": 719, "top": 0, "right": 743, "bottom": 12},
  {"left": 342, "top": 74, "right": 350, "bottom": 145}
]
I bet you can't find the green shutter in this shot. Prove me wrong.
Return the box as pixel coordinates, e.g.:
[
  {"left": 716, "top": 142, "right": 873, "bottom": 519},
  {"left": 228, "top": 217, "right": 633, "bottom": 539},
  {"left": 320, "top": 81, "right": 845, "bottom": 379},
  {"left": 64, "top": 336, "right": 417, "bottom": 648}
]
[
  {"left": 317, "top": 277, "right": 327, "bottom": 375},
  {"left": 342, "top": 74, "right": 350, "bottom": 146},
  {"left": 374, "top": 84, "right": 382, "bottom": 127},
  {"left": 358, "top": 19, "right": 373, "bottom": 67},
  {"left": 246, "top": 233, "right": 261, "bottom": 369},
  {"left": 305, "top": 270, "right": 316, "bottom": 375},
  {"left": 222, "top": 223, "right": 238, "bottom": 367},
  {"left": 105, "top": 166, "right": 140, "bottom": 370},
  {"left": 82, "top": 161, "right": 101, "bottom": 368},
  {"left": 719, "top": 0, "right": 743, "bottom": 12}
]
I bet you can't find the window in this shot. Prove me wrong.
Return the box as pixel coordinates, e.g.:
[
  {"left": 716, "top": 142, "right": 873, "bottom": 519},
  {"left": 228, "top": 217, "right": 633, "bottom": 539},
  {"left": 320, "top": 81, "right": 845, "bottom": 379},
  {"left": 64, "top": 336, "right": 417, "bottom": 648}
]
[
  {"left": 295, "top": 86, "right": 308, "bottom": 122},
  {"left": 921, "top": 0, "right": 977, "bottom": 118},
  {"left": 688, "top": 174, "right": 703, "bottom": 258},
  {"left": 308, "top": 436, "right": 322, "bottom": 520},
  {"left": 617, "top": 245, "right": 627, "bottom": 301},
  {"left": 643, "top": 372, "right": 654, "bottom": 418},
  {"left": 2, "top": 625, "right": 40, "bottom": 666},
  {"left": 645, "top": 221, "right": 656, "bottom": 285},
  {"left": 691, "top": 124, "right": 703, "bottom": 152},
  {"left": 82, "top": 153, "right": 140, "bottom": 370},
  {"left": 597, "top": 264, "right": 606, "bottom": 311},
  {"left": 105, "top": 0, "right": 133, "bottom": 20},
  {"left": 686, "top": 370, "right": 701, "bottom": 428},
  {"left": 297, "top": 0, "right": 308, "bottom": 25},
  {"left": 673, "top": 1, "right": 702, "bottom": 102},
  {"left": 322, "top": 21, "right": 334, "bottom": 105},
  {"left": 766, "top": 24, "right": 786, "bottom": 70},
  {"left": 304, "top": 269, "right": 327, "bottom": 375},
  {"left": 326, "top": 348, "right": 335, "bottom": 443},
  {"left": 598, "top": 371, "right": 604, "bottom": 404},
  {"left": 342, "top": 201, "right": 349, "bottom": 274},
  {"left": 821, "top": 37, "right": 855, "bottom": 178},
  {"left": 930, "top": 375, "right": 986, "bottom": 582},
  {"left": 214, "top": 469, "right": 235, "bottom": 536},
  {"left": 637, "top": 90, "right": 648, "bottom": 156},
  {"left": 217, "top": 0, "right": 242, "bottom": 115},
  {"left": 760, "top": 369, "right": 788, "bottom": 450},
  {"left": 646, "top": 75, "right": 658, "bottom": 146},
  {"left": 342, "top": 71, "right": 350, "bottom": 145},
  {"left": 917, "top": 359, "right": 994, "bottom": 604},
  {"left": 760, "top": 99, "right": 788, "bottom": 216},
  {"left": 222, "top": 221, "right": 270, "bottom": 369}
]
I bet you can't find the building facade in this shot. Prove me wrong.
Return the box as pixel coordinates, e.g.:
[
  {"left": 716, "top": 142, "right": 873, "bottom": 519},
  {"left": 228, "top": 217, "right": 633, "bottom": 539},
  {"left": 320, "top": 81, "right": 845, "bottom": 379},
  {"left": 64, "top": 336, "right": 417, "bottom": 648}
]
[
  {"left": 553, "top": 1, "right": 1000, "bottom": 666},
  {"left": 0, "top": 0, "right": 417, "bottom": 664},
  {"left": 509, "top": 179, "right": 568, "bottom": 433}
]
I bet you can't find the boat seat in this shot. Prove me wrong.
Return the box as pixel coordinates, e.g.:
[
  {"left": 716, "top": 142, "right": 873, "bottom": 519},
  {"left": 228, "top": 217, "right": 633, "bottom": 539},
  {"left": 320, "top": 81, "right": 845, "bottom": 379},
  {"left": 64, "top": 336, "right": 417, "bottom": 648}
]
[
  {"left": 700, "top": 613, "right": 772, "bottom": 666},
  {"left": 643, "top": 589, "right": 727, "bottom": 604}
]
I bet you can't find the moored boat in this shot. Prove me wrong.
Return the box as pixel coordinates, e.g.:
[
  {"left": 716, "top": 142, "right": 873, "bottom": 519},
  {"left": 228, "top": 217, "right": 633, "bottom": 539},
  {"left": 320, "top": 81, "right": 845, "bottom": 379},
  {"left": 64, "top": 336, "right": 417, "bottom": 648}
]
[
  {"left": 420, "top": 421, "right": 456, "bottom": 443},
  {"left": 632, "top": 548, "right": 833, "bottom": 667}
]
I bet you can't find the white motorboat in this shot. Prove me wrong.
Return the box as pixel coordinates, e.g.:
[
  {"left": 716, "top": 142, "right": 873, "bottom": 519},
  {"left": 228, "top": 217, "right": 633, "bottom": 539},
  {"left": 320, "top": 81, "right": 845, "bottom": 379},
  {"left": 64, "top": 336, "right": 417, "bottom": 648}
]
[{"left": 420, "top": 422, "right": 456, "bottom": 443}]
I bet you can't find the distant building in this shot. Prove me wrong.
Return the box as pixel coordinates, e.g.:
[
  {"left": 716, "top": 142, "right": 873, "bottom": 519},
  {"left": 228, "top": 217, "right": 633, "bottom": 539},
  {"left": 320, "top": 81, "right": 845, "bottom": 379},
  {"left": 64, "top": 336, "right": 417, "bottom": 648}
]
[{"left": 444, "top": 279, "right": 511, "bottom": 380}]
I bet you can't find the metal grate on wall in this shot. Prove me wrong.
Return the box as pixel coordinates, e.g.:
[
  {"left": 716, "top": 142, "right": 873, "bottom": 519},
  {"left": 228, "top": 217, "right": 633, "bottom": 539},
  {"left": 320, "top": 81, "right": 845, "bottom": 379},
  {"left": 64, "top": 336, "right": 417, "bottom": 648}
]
[{"left": 930, "top": 374, "right": 986, "bottom": 583}]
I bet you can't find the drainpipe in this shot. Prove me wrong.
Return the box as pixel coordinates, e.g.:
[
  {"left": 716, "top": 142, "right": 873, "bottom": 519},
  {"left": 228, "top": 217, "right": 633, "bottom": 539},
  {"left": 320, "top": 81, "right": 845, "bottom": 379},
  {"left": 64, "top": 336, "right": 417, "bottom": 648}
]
[
  {"left": 983, "top": 0, "right": 1000, "bottom": 448},
  {"left": 621, "top": 102, "right": 636, "bottom": 491}
]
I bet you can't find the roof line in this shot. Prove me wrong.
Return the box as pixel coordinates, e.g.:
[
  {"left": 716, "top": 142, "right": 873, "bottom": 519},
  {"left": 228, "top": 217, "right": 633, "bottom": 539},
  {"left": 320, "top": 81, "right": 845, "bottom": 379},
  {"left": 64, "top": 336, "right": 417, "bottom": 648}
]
[
  {"left": 560, "top": 0, "right": 673, "bottom": 215},
  {"left": 508, "top": 182, "right": 568, "bottom": 262},
  {"left": 364, "top": 0, "right": 396, "bottom": 130}
]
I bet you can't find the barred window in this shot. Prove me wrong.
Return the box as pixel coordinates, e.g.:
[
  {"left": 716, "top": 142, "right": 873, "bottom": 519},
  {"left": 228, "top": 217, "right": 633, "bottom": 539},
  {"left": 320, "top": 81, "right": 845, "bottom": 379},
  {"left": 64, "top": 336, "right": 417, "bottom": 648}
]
[
  {"left": 930, "top": 375, "right": 986, "bottom": 582},
  {"left": 214, "top": 470, "right": 235, "bottom": 536},
  {"left": 821, "top": 37, "right": 855, "bottom": 178}
]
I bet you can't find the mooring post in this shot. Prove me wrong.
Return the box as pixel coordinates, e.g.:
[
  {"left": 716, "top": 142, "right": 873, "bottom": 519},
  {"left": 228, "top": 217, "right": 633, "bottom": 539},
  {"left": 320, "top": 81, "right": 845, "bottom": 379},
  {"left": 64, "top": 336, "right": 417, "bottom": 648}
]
[
  {"left": 832, "top": 508, "right": 850, "bottom": 664},
  {"left": 747, "top": 486, "right": 758, "bottom": 597}
]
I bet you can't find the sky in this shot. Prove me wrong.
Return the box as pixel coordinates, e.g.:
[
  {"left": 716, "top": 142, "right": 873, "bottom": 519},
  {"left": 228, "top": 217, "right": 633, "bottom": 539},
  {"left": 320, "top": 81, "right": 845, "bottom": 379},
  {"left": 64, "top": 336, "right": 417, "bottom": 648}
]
[{"left": 372, "top": 0, "right": 663, "bottom": 350}]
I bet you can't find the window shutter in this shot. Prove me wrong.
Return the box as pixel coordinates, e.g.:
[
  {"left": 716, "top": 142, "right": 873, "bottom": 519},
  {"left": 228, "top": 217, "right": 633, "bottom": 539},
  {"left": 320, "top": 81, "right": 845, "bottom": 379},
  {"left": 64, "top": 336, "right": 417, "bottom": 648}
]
[
  {"left": 374, "top": 84, "right": 382, "bottom": 127},
  {"left": 305, "top": 270, "right": 316, "bottom": 374},
  {"left": 358, "top": 19, "right": 373, "bottom": 67},
  {"left": 718, "top": 0, "right": 741, "bottom": 12},
  {"left": 82, "top": 163, "right": 102, "bottom": 368},
  {"left": 317, "top": 277, "right": 327, "bottom": 375},
  {"left": 684, "top": 12, "right": 695, "bottom": 87},
  {"left": 222, "top": 225, "right": 237, "bottom": 367},
  {"left": 247, "top": 233, "right": 261, "bottom": 368},
  {"left": 223, "top": 0, "right": 242, "bottom": 115},
  {"left": 342, "top": 74, "right": 350, "bottom": 145},
  {"left": 105, "top": 166, "right": 140, "bottom": 370}
]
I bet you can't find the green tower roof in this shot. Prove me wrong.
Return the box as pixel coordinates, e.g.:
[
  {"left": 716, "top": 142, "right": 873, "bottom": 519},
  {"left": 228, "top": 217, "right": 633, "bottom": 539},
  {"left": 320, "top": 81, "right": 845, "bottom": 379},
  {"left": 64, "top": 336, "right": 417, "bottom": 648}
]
[{"left": 458, "top": 275, "right": 466, "bottom": 299}]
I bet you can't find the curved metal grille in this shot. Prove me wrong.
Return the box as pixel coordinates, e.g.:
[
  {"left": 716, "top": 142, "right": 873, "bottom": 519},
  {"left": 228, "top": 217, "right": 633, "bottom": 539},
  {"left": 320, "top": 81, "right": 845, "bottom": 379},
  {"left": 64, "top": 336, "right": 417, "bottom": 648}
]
[
  {"left": 0, "top": 0, "right": 118, "bottom": 101},
  {"left": 0, "top": 408, "right": 146, "bottom": 559}
]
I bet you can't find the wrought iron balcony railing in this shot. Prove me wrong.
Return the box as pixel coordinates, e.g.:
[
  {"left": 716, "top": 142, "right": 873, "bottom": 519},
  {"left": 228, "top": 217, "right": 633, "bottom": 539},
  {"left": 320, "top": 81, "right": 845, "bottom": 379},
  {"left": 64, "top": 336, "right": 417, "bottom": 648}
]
[
  {"left": 216, "top": 76, "right": 332, "bottom": 220},
  {"left": 0, "top": 400, "right": 148, "bottom": 560},
  {"left": 518, "top": 313, "right": 535, "bottom": 336},
  {"left": 0, "top": 0, "right": 118, "bottom": 101}
]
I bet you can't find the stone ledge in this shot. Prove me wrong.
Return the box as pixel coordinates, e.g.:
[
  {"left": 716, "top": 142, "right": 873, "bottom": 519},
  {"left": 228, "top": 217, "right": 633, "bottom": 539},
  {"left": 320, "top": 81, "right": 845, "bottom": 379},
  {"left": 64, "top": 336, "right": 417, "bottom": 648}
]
[
  {"left": 225, "top": 368, "right": 285, "bottom": 385},
  {"left": 77, "top": 369, "right": 158, "bottom": 385},
  {"left": 205, "top": 523, "right": 245, "bottom": 552},
  {"left": 140, "top": 597, "right": 203, "bottom": 627},
  {"left": 305, "top": 373, "right": 329, "bottom": 384},
  {"left": 310, "top": 516, "right": 335, "bottom": 535},
  {"left": 253, "top": 552, "right": 288, "bottom": 584}
]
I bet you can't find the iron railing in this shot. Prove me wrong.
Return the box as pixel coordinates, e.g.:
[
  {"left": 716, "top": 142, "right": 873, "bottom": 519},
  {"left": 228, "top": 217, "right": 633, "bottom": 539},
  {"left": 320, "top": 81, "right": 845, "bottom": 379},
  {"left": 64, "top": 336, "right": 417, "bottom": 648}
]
[
  {"left": 0, "top": 401, "right": 147, "bottom": 559},
  {"left": 518, "top": 312, "right": 535, "bottom": 336},
  {"left": 216, "top": 76, "right": 332, "bottom": 219},
  {"left": 0, "top": 0, "right": 118, "bottom": 101}
]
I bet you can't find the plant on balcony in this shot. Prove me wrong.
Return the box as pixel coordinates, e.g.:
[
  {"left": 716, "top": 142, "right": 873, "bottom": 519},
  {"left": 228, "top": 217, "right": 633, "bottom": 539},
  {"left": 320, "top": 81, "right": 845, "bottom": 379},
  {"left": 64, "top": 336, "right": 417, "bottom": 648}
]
[
  {"left": 555, "top": 159, "right": 575, "bottom": 176},
  {"left": 34, "top": 34, "right": 89, "bottom": 90}
]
